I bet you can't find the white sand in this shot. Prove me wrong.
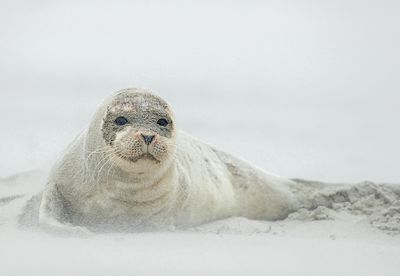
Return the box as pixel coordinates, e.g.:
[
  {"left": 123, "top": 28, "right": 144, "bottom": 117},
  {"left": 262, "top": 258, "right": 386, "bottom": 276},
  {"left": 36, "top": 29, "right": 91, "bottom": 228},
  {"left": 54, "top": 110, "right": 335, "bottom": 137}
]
[{"left": 1, "top": 171, "right": 399, "bottom": 276}]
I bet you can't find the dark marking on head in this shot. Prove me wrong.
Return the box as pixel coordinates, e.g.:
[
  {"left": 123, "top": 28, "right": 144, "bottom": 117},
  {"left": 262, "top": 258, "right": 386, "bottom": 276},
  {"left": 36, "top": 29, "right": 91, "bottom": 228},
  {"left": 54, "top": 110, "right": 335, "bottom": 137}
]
[{"left": 101, "top": 91, "right": 174, "bottom": 145}]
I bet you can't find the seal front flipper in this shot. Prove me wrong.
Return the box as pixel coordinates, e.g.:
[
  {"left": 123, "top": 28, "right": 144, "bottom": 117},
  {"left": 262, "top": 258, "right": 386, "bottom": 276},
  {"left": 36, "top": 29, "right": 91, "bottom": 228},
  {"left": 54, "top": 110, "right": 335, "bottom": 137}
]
[{"left": 39, "top": 182, "right": 91, "bottom": 236}]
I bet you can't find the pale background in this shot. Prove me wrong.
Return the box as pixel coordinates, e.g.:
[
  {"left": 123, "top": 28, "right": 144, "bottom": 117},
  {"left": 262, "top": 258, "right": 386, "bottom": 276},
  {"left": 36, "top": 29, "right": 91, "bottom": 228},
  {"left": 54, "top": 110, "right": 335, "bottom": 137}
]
[
  {"left": 1, "top": 2, "right": 400, "bottom": 276},
  {"left": 1, "top": 0, "right": 399, "bottom": 182}
]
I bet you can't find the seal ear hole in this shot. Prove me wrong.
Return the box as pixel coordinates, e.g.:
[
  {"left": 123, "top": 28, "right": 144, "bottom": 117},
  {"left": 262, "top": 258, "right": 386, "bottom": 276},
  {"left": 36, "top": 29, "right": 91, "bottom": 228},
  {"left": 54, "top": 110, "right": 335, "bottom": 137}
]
[
  {"left": 157, "top": 118, "right": 169, "bottom": 127},
  {"left": 115, "top": 116, "right": 129, "bottom": 126}
]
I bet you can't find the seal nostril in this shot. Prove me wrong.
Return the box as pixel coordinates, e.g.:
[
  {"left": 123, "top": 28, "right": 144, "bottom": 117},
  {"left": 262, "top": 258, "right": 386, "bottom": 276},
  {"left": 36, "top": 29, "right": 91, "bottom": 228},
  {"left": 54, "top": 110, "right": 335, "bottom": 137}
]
[{"left": 141, "top": 134, "right": 155, "bottom": 145}]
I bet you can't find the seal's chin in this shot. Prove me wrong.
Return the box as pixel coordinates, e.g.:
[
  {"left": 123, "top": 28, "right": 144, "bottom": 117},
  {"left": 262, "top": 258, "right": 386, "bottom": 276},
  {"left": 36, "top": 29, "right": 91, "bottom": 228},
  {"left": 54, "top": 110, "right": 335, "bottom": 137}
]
[
  {"left": 135, "top": 153, "right": 161, "bottom": 163},
  {"left": 115, "top": 151, "right": 161, "bottom": 164}
]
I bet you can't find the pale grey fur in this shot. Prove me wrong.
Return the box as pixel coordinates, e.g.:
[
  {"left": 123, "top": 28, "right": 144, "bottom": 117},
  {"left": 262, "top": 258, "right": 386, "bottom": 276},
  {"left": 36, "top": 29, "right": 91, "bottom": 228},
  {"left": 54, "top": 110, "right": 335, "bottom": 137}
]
[
  {"left": 21, "top": 88, "right": 400, "bottom": 234},
  {"left": 26, "top": 88, "right": 301, "bottom": 232}
]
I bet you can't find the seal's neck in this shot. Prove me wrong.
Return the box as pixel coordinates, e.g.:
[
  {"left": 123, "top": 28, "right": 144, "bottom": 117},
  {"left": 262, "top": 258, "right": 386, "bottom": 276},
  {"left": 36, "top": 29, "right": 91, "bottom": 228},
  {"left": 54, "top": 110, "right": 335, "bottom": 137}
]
[{"left": 103, "top": 161, "right": 177, "bottom": 205}]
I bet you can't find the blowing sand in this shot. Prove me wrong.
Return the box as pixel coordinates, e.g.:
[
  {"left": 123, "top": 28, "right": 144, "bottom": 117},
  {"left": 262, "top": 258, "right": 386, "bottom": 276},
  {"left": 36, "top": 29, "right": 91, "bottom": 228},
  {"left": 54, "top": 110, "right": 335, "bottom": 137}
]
[{"left": 1, "top": 170, "right": 399, "bottom": 276}]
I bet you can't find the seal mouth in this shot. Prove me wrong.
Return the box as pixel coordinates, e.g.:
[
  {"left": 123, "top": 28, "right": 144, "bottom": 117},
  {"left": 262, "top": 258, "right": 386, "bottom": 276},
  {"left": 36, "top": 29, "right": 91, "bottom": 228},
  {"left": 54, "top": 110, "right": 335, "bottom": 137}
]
[{"left": 116, "top": 152, "right": 160, "bottom": 164}]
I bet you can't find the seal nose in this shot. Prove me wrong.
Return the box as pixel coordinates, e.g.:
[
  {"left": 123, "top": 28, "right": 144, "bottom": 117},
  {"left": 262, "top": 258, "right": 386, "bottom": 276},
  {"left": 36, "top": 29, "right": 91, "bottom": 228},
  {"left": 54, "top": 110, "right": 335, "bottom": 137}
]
[{"left": 141, "top": 134, "right": 155, "bottom": 145}]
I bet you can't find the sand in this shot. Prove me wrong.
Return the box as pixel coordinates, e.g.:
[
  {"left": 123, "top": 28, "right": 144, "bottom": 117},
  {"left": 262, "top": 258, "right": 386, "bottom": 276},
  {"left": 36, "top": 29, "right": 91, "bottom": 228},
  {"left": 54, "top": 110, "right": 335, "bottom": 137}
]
[{"left": 1, "top": 170, "right": 399, "bottom": 276}]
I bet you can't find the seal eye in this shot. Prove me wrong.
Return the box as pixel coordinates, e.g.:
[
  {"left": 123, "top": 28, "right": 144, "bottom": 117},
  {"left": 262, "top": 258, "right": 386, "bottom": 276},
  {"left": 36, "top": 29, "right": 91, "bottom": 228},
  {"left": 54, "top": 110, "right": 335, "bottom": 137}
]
[
  {"left": 115, "top": 116, "right": 128, "bottom": 126},
  {"left": 157, "top": 118, "right": 169, "bottom": 127}
]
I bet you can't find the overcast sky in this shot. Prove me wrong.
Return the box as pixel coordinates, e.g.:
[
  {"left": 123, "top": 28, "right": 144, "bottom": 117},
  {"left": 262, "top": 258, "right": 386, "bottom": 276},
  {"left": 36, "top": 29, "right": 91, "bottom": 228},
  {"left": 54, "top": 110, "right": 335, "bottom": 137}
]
[{"left": 0, "top": 0, "right": 399, "bottom": 182}]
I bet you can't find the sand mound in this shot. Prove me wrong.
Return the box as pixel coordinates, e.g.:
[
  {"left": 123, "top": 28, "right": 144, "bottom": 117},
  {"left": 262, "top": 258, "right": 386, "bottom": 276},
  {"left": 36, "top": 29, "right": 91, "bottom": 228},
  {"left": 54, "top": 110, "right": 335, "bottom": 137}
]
[{"left": 290, "top": 180, "right": 400, "bottom": 235}]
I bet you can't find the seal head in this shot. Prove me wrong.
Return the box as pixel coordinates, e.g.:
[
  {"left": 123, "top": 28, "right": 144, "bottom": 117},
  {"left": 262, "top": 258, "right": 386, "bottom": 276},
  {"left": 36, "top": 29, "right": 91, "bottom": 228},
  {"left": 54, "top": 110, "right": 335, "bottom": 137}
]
[{"left": 86, "top": 88, "right": 177, "bottom": 176}]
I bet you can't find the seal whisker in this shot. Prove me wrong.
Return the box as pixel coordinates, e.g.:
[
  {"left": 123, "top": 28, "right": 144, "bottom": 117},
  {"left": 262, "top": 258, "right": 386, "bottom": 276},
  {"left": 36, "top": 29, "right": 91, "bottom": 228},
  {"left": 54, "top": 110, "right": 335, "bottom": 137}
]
[
  {"left": 90, "top": 150, "right": 116, "bottom": 182},
  {"left": 105, "top": 154, "right": 119, "bottom": 187},
  {"left": 95, "top": 152, "right": 118, "bottom": 186},
  {"left": 85, "top": 146, "right": 114, "bottom": 165}
]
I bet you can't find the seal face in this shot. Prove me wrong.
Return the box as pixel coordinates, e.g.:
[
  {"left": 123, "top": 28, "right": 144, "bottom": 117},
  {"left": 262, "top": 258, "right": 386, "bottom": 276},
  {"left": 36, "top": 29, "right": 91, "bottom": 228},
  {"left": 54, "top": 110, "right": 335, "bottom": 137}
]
[{"left": 101, "top": 92, "right": 176, "bottom": 169}]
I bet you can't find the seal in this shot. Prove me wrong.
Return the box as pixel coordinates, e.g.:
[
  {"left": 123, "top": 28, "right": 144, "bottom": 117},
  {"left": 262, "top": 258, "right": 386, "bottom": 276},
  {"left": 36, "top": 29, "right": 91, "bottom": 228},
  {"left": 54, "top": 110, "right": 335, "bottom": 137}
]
[{"left": 37, "top": 88, "right": 301, "bottom": 232}]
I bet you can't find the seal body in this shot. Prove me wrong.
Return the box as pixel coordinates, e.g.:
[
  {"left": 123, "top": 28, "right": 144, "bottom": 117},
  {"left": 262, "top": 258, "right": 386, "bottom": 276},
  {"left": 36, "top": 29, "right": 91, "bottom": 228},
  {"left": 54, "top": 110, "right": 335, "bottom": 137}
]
[{"left": 38, "top": 88, "right": 299, "bottom": 232}]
